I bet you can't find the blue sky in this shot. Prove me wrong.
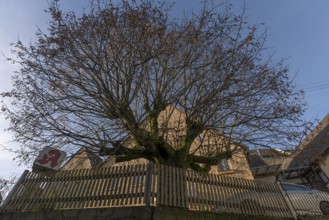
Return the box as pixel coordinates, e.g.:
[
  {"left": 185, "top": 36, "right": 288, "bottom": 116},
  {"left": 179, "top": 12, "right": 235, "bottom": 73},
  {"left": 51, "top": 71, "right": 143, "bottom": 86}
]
[{"left": 1, "top": 0, "right": 329, "bottom": 179}]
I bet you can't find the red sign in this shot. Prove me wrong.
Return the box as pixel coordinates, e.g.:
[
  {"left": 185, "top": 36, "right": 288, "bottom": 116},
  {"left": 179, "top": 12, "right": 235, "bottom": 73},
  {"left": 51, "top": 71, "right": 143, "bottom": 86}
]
[{"left": 33, "top": 147, "right": 66, "bottom": 171}]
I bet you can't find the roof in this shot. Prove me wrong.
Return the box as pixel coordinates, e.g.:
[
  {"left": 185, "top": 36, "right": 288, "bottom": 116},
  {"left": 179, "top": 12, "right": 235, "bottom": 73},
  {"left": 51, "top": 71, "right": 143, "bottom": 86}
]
[
  {"left": 285, "top": 113, "right": 329, "bottom": 169},
  {"left": 249, "top": 149, "right": 287, "bottom": 167},
  {"left": 248, "top": 151, "right": 267, "bottom": 168},
  {"left": 248, "top": 149, "right": 287, "bottom": 177}
]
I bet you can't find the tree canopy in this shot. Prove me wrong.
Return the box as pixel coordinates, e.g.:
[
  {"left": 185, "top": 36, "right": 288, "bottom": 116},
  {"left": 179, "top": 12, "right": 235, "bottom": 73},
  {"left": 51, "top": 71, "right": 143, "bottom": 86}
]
[{"left": 1, "top": 0, "right": 310, "bottom": 171}]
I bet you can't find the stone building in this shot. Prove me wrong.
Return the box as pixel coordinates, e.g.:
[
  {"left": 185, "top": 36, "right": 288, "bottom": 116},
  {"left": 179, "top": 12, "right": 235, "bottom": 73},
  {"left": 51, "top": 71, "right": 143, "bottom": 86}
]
[
  {"left": 278, "top": 114, "right": 329, "bottom": 191},
  {"left": 63, "top": 105, "right": 253, "bottom": 179}
]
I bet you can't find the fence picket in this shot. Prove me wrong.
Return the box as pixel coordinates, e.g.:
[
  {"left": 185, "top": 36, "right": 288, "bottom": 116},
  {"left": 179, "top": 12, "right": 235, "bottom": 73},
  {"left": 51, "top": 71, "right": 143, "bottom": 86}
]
[
  {"left": 11, "top": 172, "right": 28, "bottom": 211},
  {"left": 64, "top": 170, "right": 79, "bottom": 208},
  {"left": 113, "top": 165, "right": 123, "bottom": 206},
  {"left": 260, "top": 181, "right": 277, "bottom": 217},
  {"left": 151, "top": 163, "right": 158, "bottom": 206},
  {"left": 90, "top": 169, "right": 102, "bottom": 208},
  {"left": 136, "top": 164, "right": 143, "bottom": 205},
  {"left": 24, "top": 172, "right": 43, "bottom": 211},
  {"left": 220, "top": 175, "right": 229, "bottom": 212},
  {"left": 185, "top": 169, "right": 191, "bottom": 209},
  {"left": 106, "top": 166, "right": 117, "bottom": 207},
  {"left": 72, "top": 169, "right": 87, "bottom": 209},
  {"left": 123, "top": 165, "right": 132, "bottom": 206},
  {"left": 178, "top": 166, "right": 186, "bottom": 208},
  {"left": 116, "top": 165, "right": 125, "bottom": 206},
  {"left": 209, "top": 172, "right": 217, "bottom": 212},
  {"left": 101, "top": 167, "right": 111, "bottom": 207},
  {"left": 95, "top": 167, "right": 106, "bottom": 208}
]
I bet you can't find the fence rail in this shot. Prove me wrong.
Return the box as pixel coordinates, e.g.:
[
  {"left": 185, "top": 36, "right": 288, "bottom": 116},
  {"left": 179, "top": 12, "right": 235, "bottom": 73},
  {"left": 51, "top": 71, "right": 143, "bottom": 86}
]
[
  {"left": 1, "top": 162, "right": 294, "bottom": 218},
  {"left": 157, "top": 164, "right": 293, "bottom": 218},
  {"left": 2, "top": 163, "right": 156, "bottom": 212}
]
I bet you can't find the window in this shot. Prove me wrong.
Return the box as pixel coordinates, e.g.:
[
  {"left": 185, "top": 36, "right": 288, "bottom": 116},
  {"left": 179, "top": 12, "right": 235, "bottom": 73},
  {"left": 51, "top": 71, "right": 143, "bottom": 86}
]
[{"left": 218, "top": 159, "right": 232, "bottom": 171}]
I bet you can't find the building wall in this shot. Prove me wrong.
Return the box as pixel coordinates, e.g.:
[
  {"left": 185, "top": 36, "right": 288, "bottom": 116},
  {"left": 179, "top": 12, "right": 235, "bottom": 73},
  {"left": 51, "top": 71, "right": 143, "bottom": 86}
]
[
  {"left": 284, "top": 113, "right": 329, "bottom": 170},
  {"left": 63, "top": 106, "right": 253, "bottom": 180},
  {"left": 317, "top": 152, "right": 329, "bottom": 189},
  {"left": 318, "top": 151, "right": 329, "bottom": 178},
  {"left": 230, "top": 150, "right": 254, "bottom": 179},
  {"left": 157, "top": 105, "right": 187, "bottom": 149},
  {"left": 209, "top": 149, "right": 254, "bottom": 179},
  {"left": 100, "top": 155, "right": 254, "bottom": 180},
  {"left": 114, "top": 106, "right": 254, "bottom": 179},
  {"left": 61, "top": 150, "right": 93, "bottom": 170},
  {"left": 115, "top": 158, "right": 148, "bottom": 166},
  {"left": 102, "top": 106, "right": 253, "bottom": 179}
]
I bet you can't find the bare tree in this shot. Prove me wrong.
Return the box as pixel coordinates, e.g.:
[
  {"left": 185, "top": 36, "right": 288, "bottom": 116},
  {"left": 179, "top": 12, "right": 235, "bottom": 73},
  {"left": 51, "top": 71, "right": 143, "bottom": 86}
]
[
  {"left": 0, "top": 176, "right": 17, "bottom": 203},
  {"left": 1, "top": 0, "right": 310, "bottom": 171}
]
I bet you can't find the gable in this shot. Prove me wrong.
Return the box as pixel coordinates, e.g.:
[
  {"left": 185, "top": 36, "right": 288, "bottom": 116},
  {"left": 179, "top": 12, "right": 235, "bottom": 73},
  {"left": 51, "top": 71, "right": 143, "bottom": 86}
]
[
  {"left": 61, "top": 147, "right": 102, "bottom": 170},
  {"left": 286, "top": 114, "right": 329, "bottom": 169}
]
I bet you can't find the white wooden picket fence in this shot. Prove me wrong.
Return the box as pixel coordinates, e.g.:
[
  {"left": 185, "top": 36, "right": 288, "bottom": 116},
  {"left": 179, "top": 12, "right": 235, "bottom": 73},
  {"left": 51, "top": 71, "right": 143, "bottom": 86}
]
[{"left": 0, "top": 162, "right": 296, "bottom": 218}]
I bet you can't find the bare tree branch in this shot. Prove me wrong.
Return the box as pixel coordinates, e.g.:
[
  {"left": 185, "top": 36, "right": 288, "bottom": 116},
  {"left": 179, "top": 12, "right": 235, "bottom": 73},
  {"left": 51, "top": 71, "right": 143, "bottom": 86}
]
[{"left": 1, "top": 0, "right": 311, "bottom": 170}]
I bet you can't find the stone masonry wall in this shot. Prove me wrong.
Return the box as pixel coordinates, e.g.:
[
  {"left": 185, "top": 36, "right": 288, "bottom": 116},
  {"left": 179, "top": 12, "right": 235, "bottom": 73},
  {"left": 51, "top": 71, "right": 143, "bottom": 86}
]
[{"left": 0, "top": 206, "right": 291, "bottom": 220}]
